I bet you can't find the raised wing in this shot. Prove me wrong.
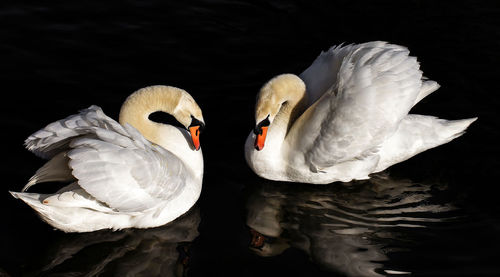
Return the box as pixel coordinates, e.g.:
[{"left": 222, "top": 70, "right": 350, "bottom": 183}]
[
  {"left": 299, "top": 43, "right": 356, "bottom": 107},
  {"left": 296, "top": 42, "right": 425, "bottom": 171},
  {"left": 25, "top": 105, "right": 188, "bottom": 213},
  {"left": 25, "top": 105, "right": 130, "bottom": 159}
]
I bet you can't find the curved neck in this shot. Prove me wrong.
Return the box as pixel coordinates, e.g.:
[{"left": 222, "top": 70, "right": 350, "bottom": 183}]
[
  {"left": 119, "top": 86, "right": 184, "bottom": 145},
  {"left": 252, "top": 75, "right": 308, "bottom": 157},
  {"left": 264, "top": 93, "right": 308, "bottom": 154},
  {"left": 256, "top": 74, "right": 308, "bottom": 143},
  {"left": 277, "top": 96, "right": 308, "bottom": 132}
]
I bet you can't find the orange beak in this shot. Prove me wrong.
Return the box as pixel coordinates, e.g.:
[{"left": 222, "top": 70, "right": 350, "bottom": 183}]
[
  {"left": 249, "top": 228, "right": 265, "bottom": 249},
  {"left": 189, "top": 126, "right": 201, "bottom": 151},
  {"left": 254, "top": 126, "right": 268, "bottom": 151}
]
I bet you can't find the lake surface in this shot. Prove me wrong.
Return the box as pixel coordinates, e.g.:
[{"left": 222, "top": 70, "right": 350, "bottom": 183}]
[{"left": 1, "top": 1, "right": 499, "bottom": 276}]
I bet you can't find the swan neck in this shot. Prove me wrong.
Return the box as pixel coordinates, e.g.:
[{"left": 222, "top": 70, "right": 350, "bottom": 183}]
[
  {"left": 118, "top": 86, "right": 182, "bottom": 144},
  {"left": 263, "top": 97, "right": 307, "bottom": 155},
  {"left": 256, "top": 74, "right": 308, "bottom": 131},
  {"left": 275, "top": 99, "right": 305, "bottom": 134}
]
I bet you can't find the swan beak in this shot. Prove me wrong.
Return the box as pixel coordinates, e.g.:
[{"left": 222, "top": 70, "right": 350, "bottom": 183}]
[
  {"left": 254, "top": 126, "right": 268, "bottom": 151},
  {"left": 249, "top": 228, "right": 265, "bottom": 249},
  {"left": 189, "top": 126, "right": 201, "bottom": 151}
]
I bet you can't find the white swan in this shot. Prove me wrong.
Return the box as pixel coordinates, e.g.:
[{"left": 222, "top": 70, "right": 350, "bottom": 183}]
[
  {"left": 245, "top": 41, "right": 477, "bottom": 184},
  {"left": 10, "top": 85, "right": 205, "bottom": 232}
]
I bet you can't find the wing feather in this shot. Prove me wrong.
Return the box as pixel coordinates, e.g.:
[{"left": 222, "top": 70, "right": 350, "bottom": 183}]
[
  {"left": 296, "top": 42, "right": 425, "bottom": 171},
  {"left": 24, "top": 105, "right": 188, "bottom": 213},
  {"left": 25, "top": 105, "right": 129, "bottom": 159}
]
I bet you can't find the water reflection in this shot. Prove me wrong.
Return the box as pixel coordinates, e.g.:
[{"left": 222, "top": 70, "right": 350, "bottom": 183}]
[
  {"left": 27, "top": 206, "right": 200, "bottom": 277},
  {"left": 245, "top": 174, "right": 460, "bottom": 277}
]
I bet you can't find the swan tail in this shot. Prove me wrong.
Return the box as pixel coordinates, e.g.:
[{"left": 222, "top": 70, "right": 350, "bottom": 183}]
[
  {"left": 436, "top": 117, "right": 478, "bottom": 142},
  {"left": 374, "top": 115, "right": 477, "bottom": 173},
  {"left": 413, "top": 80, "right": 440, "bottom": 107},
  {"left": 9, "top": 190, "right": 63, "bottom": 230},
  {"left": 10, "top": 187, "right": 126, "bottom": 232},
  {"left": 22, "top": 152, "right": 74, "bottom": 192}
]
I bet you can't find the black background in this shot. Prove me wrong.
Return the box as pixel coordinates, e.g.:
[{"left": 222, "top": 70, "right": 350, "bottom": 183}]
[{"left": 1, "top": 1, "right": 499, "bottom": 276}]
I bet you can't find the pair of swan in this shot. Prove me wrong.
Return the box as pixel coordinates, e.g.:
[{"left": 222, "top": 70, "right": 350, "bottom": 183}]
[{"left": 11, "top": 41, "right": 476, "bottom": 232}]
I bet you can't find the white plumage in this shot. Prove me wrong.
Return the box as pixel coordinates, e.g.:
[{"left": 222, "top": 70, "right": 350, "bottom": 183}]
[
  {"left": 11, "top": 86, "right": 205, "bottom": 232},
  {"left": 245, "top": 41, "right": 476, "bottom": 184}
]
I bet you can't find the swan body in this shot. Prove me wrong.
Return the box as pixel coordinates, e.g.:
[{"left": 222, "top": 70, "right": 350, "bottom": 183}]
[
  {"left": 245, "top": 41, "right": 476, "bottom": 184},
  {"left": 11, "top": 85, "right": 205, "bottom": 232}
]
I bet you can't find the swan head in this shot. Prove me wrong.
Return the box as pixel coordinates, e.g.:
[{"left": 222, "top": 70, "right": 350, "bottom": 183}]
[
  {"left": 253, "top": 74, "right": 306, "bottom": 150},
  {"left": 119, "top": 85, "right": 205, "bottom": 150}
]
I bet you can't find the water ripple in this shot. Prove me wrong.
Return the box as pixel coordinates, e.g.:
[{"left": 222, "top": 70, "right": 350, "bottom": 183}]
[
  {"left": 245, "top": 174, "right": 463, "bottom": 277},
  {"left": 23, "top": 206, "right": 200, "bottom": 277}
]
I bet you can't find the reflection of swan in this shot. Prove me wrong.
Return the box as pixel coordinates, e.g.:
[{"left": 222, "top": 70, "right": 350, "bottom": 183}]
[
  {"left": 245, "top": 41, "right": 476, "bottom": 184},
  {"left": 10, "top": 86, "right": 205, "bottom": 232},
  {"left": 27, "top": 206, "right": 200, "bottom": 277},
  {"left": 0, "top": 268, "right": 10, "bottom": 277},
  {"left": 245, "top": 174, "right": 458, "bottom": 277}
]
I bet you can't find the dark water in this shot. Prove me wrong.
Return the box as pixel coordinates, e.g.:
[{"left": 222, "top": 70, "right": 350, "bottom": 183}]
[{"left": 1, "top": 1, "right": 499, "bottom": 276}]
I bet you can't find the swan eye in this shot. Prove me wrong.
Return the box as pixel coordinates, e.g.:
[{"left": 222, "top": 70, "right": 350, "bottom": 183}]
[
  {"left": 189, "top": 116, "right": 205, "bottom": 132},
  {"left": 254, "top": 116, "right": 270, "bottom": 135}
]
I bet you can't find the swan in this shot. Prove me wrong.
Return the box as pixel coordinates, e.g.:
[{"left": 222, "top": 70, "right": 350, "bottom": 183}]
[
  {"left": 10, "top": 85, "right": 205, "bottom": 232},
  {"left": 245, "top": 41, "right": 477, "bottom": 184}
]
